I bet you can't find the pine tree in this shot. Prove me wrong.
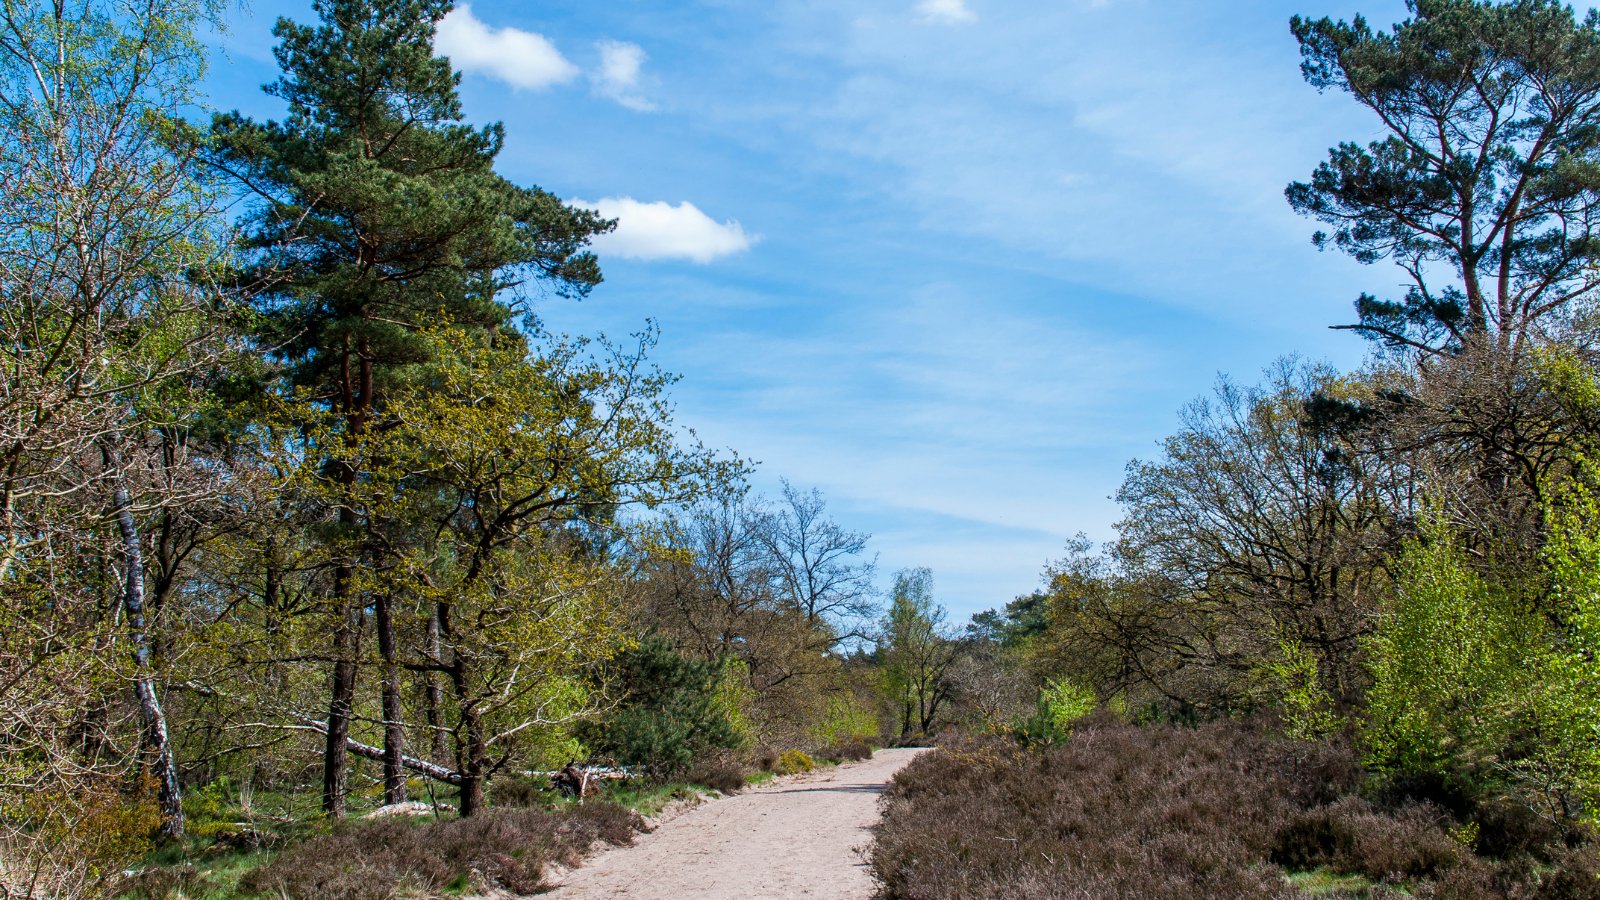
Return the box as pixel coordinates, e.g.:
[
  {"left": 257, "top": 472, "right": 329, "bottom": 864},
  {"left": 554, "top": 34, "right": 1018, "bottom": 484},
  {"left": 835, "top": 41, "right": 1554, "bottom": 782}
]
[
  {"left": 1288, "top": 0, "right": 1600, "bottom": 357},
  {"left": 209, "top": 0, "right": 611, "bottom": 816}
]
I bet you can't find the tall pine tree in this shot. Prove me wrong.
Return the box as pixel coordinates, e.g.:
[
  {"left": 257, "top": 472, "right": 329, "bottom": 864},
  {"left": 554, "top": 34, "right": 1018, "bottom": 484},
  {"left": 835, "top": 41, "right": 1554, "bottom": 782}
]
[{"left": 210, "top": 0, "right": 610, "bottom": 816}]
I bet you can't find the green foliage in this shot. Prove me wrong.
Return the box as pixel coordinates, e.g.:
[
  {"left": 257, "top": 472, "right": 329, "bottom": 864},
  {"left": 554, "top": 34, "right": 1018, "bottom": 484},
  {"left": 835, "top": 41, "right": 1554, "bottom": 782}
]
[
  {"left": 773, "top": 750, "right": 815, "bottom": 775},
  {"left": 709, "top": 656, "right": 757, "bottom": 749},
  {"left": 968, "top": 590, "right": 1051, "bottom": 649},
  {"left": 1364, "top": 494, "right": 1600, "bottom": 823},
  {"left": 1534, "top": 472, "right": 1600, "bottom": 821},
  {"left": 881, "top": 568, "right": 958, "bottom": 739},
  {"left": 1268, "top": 639, "right": 1343, "bottom": 742},
  {"left": 211, "top": 0, "right": 612, "bottom": 392},
  {"left": 582, "top": 638, "right": 745, "bottom": 777},
  {"left": 1363, "top": 522, "right": 1542, "bottom": 782},
  {"left": 811, "top": 694, "right": 879, "bottom": 746},
  {"left": 1013, "top": 677, "right": 1095, "bottom": 748},
  {"left": 1288, "top": 0, "right": 1600, "bottom": 351}
]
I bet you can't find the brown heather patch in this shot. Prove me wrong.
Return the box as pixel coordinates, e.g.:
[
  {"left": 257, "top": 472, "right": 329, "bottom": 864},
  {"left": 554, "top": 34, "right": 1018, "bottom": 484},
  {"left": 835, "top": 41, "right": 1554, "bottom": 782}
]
[
  {"left": 870, "top": 720, "right": 1600, "bottom": 900},
  {"left": 237, "top": 801, "right": 642, "bottom": 899}
]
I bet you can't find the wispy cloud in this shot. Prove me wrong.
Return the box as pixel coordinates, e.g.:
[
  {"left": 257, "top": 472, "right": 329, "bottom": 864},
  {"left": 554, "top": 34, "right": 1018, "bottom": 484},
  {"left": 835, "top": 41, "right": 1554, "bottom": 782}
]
[
  {"left": 630, "top": 276, "right": 1159, "bottom": 619},
  {"left": 572, "top": 197, "right": 756, "bottom": 263},
  {"left": 435, "top": 4, "right": 578, "bottom": 90},
  {"left": 728, "top": 1, "right": 1375, "bottom": 332},
  {"left": 916, "top": 0, "right": 977, "bottom": 24},
  {"left": 592, "top": 40, "right": 655, "bottom": 111}
]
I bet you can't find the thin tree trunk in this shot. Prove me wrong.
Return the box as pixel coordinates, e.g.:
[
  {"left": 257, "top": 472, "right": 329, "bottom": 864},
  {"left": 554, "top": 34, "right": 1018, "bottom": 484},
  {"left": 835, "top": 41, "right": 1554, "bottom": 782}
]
[
  {"left": 100, "top": 441, "right": 183, "bottom": 840},
  {"left": 322, "top": 554, "right": 361, "bottom": 818},
  {"left": 425, "top": 604, "right": 449, "bottom": 762},
  {"left": 376, "top": 593, "right": 407, "bottom": 805},
  {"left": 323, "top": 347, "right": 371, "bottom": 818}
]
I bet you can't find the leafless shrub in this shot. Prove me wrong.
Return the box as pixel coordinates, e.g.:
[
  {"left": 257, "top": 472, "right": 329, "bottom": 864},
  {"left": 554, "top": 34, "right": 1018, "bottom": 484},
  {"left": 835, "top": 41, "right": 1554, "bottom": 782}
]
[{"left": 687, "top": 761, "right": 747, "bottom": 794}]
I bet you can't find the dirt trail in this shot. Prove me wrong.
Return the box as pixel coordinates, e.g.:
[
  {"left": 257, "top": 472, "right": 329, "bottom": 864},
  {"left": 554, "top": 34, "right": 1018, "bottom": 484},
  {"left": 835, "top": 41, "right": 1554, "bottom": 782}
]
[{"left": 541, "top": 747, "right": 926, "bottom": 900}]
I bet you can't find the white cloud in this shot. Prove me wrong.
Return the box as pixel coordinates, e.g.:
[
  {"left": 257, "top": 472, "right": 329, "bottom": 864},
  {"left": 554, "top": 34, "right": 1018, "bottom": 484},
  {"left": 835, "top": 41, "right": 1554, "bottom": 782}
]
[
  {"left": 593, "top": 40, "right": 655, "bottom": 111},
  {"left": 572, "top": 197, "right": 756, "bottom": 263},
  {"left": 435, "top": 4, "right": 578, "bottom": 90},
  {"left": 916, "top": 0, "right": 976, "bottom": 24}
]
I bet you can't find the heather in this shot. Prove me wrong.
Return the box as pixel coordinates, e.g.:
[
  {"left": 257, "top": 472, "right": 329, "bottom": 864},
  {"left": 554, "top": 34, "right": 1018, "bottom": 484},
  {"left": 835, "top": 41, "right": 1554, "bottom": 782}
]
[{"left": 872, "top": 721, "right": 1600, "bottom": 899}]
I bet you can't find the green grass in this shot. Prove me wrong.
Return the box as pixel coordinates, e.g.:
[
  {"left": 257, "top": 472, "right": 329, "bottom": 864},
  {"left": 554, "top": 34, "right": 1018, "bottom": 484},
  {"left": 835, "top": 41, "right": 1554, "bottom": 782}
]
[
  {"left": 596, "top": 779, "right": 705, "bottom": 817},
  {"left": 117, "top": 847, "right": 275, "bottom": 899},
  {"left": 1284, "top": 867, "right": 1392, "bottom": 897}
]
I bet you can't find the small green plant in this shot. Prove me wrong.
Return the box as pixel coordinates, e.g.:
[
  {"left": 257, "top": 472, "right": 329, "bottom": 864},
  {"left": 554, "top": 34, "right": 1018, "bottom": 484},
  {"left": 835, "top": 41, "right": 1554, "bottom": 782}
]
[
  {"left": 1267, "top": 639, "right": 1342, "bottom": 741},
  {"left": 1012, "top": 677, "right": 1094, "bottom": 747},
  {"left": 773, "top": 750, "right": 815, "bottom": 775},
  {"left": 1448, "top": 820, "right": 1480, "bottom": 849}
]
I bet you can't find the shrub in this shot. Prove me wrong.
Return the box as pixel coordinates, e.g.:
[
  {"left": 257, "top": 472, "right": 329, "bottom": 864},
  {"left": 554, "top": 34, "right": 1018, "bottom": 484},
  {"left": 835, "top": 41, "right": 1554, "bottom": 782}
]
[
  {"left": 3, "top": 777, "right": 162, "bottom": 899},
  {"left": 812, "top": 694, "right": 880, "bottom": 746},
  {"left": 1011, "top": 677, "right": 1095, "bottom": 748},
  {"left": 688, "top": 761, "right": 747, "bottom": 794},
  {"left": 1365, "top": 504, "right": 1600, "bottom": 827},
  {"left": 490, "top": 774, "right": 557, "bottom": 809},
  {"left": 1471, "top": 799, "right": 1561, "bottom": 860},
  {"left": 1267, "top": 639, "right": 1342, "bottom": 741},
  {"left": 238, "top": 802, "right": 643, "bottom": 899},
  {"left": 773, "top": 750, "right": 814, "bottom": 775},
  {"left": 873, "top": 722, "right": 1306, "bottom": 899},
  {"left": 580, "top": 638, "right": 745, "bottom": 778},
  {"left": 823, "top": 739, "right": 873, "bottom": 763},
  {"left": 1271, "top": 796, "right": 1462, "bottom": 880}
]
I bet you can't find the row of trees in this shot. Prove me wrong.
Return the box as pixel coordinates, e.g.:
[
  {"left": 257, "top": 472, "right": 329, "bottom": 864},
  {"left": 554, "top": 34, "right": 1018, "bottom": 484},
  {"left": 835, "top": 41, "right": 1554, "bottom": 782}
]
[{"left": 974, "top": 0, "right": 1600, "bottom": 830}]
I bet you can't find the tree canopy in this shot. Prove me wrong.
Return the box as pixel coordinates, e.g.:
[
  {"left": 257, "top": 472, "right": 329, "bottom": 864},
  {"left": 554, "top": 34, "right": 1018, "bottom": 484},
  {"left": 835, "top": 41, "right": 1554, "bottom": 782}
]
[{"left": 1288, "top": 0, "right": 1600, "bottom": 356}]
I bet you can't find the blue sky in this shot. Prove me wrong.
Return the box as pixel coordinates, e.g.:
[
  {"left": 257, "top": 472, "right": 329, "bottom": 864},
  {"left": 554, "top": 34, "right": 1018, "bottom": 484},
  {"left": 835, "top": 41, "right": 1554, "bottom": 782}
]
[{"left": 202, "top": 0, "right": 1455, "bottom": 622}]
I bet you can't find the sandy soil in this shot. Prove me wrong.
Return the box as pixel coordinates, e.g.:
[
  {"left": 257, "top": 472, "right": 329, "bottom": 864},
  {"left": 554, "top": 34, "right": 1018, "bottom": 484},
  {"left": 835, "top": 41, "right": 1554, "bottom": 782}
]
[{"left": 540, "top": 747, "right": 927, "bottom": 900}]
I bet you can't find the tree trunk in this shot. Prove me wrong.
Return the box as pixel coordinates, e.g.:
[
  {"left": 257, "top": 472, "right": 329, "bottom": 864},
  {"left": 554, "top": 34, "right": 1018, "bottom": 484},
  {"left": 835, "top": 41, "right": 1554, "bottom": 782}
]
[
  {"left": 100, "top": 442, "right": 184, "bottom": 840},
  {"left": 323, "top": 346, "right": 371, "bottom": 818},
  {"left": 457, "top": 752, "right": 486, "bottom": 818},
  {"left": 376, "top": 593, "right": 407, "bottom": 805},
  {"left": 424, "top": 605, "right": 449, "bottom": 763},
  {"left": 322, "top": 549, "right": 362, "bottom": 818},
  {"left": 450, "top": 657, "right": 487, "bottom": 817}
]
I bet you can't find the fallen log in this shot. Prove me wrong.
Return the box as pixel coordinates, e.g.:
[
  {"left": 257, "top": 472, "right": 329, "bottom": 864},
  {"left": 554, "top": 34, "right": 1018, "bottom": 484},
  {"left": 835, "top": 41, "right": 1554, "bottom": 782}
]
[
  {"left": 295, "top": 715, "right": 462, "bottom": 786},
  {"left": 538, "top": 764, "right": 638, "bottom": 800}
]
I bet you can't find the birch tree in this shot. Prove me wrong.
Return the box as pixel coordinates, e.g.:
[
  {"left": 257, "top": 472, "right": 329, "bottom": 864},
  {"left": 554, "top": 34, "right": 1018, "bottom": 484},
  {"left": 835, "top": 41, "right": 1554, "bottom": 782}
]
[{"left": 0, "top": 0, "right": 229, "bottom": 850}]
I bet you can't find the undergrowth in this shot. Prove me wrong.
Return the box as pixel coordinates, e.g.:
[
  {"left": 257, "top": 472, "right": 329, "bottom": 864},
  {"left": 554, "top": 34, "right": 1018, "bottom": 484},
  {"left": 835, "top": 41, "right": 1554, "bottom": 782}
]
[
  {"left": 871, "top": 718, "right": 1600, "bottom": 899},
  {"left": 118, "top": 743, "right": 875, "bottom": 897},
  {"left": 240, "top": 802, "right": 638, "bottom": 899},
  {"left": 119, "top": 801, "right": 640, "bottom": 899}
]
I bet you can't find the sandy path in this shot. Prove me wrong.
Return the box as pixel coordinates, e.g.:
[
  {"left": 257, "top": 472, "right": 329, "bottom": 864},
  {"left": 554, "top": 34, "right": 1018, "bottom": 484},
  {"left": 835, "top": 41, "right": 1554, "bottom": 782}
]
[{"left": 542, "top": 748, "right": 926, "bottom": 900}]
